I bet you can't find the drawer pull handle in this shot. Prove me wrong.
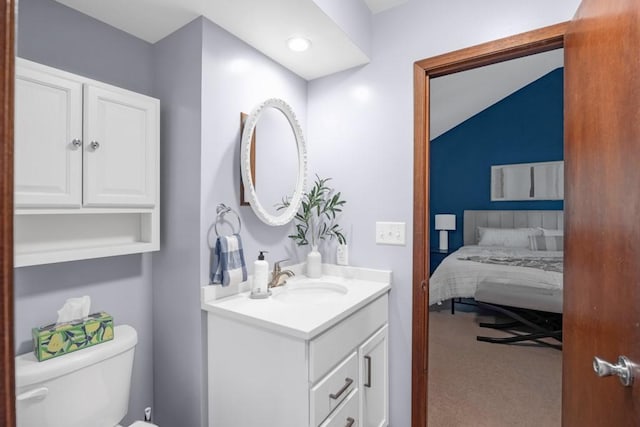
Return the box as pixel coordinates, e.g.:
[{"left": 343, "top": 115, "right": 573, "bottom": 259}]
[
  {"left": 365, "top": 355, "right": 372, "bottom": 388},
  {"left": 345, "top": 417, "right": 355, "bottom": 427},
  {"left": 329, "top": 377, "right": 353, "bottom": 400}
]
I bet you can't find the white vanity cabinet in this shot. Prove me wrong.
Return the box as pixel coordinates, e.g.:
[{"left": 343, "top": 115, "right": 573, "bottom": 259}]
[
  {"left": 359, "top": 325, "right": 389, "bottom": 427},
  {"left": 205, "top": 289, "right": 390, "bottom": 427},
  {"left": 14, "top": 58, "right": 160, "bottom": 266}
]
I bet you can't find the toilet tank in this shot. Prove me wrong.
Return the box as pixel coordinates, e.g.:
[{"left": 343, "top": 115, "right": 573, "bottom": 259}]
[{"left": 15, "top": 324, "right": 137, "bottom": 427}]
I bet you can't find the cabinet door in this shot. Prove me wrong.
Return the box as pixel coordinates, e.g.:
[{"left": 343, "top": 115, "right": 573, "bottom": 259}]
[
  {"left": 83, "top": 85, "right": 158, "bottom": 207},
  {"left": 15, "top": 64, "right": 83, "bottom": 208},
  {"left": 359, "top": 325, "right": 388, "bottom": 427}
]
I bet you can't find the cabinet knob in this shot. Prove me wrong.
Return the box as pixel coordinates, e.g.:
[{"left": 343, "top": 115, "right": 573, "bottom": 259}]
[
  {"left": 71, "top": 139, "right": 82, "bottom": 149},
  {"left": 90, "top": 141, "right": 100, "bottom": 150}
]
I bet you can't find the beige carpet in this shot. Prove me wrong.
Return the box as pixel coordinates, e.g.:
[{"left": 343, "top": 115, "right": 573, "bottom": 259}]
[{"left": 428, "top": 304, "right": 562, "bottom": 427}]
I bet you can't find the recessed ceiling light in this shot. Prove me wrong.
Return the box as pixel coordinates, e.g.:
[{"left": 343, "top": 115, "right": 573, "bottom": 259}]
[{"left": 287, "top": 37, "right": 311, "bottom": 52}]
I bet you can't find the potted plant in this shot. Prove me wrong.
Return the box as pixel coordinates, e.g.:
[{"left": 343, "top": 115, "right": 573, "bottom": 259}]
[{"left": 278, "top": 175, "right": 347, "bottom": 277}]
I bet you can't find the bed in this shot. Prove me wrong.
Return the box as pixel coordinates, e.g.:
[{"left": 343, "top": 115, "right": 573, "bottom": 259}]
[{"left": 429, "top": 210, "right": 564, "bottom": 347}]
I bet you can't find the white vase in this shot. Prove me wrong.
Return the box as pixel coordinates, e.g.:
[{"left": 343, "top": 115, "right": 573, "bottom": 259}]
[{"left": 306, "top": 245, "right": 322, "bottom": 278}]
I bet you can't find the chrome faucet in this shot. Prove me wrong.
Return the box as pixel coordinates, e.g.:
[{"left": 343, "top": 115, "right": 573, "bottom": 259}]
[{"left": 268, "top": 259, "right": 295, "bottom": 288}]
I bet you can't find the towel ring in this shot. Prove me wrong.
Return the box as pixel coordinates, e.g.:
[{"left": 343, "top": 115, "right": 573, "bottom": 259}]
[{"left": 214, "top": 203, "right": 242, "bottom": 237}]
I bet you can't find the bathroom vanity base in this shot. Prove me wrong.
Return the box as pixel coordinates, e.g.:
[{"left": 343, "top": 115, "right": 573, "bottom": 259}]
[{"left": 205, "top": 293, "right": 389, "bottom": 427}]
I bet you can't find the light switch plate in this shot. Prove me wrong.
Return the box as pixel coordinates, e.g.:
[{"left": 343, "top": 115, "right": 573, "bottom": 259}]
[
  {"left": 336, "top": 244, "right": 349, "bottom": 265},
  {"left": 375, "top": 222, "right": 406, "bottom": 246}
]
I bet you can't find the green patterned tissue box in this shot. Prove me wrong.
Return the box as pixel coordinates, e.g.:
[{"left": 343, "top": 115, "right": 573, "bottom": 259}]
[{"left": 32, "top": 312, "right": 114, "bottom": 362}]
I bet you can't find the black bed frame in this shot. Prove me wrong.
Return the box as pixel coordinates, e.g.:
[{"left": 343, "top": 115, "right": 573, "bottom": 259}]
[{"left": 474, "top": 300, "right": 563, "bottom": 350}]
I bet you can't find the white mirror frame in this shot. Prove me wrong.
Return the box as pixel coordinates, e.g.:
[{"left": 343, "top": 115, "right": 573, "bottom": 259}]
[{"left": 240, "top": 98, "right": 308, "bottom": 226}]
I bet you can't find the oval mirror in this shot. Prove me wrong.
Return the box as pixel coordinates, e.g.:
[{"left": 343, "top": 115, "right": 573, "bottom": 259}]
[{"left": 240, "top": 98, "right": 307, "bottom": 226}]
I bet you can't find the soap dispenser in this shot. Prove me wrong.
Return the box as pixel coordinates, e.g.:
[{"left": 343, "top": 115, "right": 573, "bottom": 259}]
[{"left": 250, "top": 251, "right": 270, "bottom": 299}]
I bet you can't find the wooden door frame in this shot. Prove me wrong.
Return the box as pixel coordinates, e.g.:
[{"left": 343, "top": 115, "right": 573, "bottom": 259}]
[
  {"left": 1, "top": 0, "right": 15, "bottom": 426},
  {"left": 412, "top": 22, "right": 567, "bottom": 426}
]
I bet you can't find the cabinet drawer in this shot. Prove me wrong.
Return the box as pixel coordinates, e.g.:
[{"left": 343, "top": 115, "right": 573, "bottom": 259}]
[
  {"left": 319, "top": 389, "right": 359, "bottom": 427},
  {"left": 311, "top": 352, "right": 358, "bottom": 426},
  {"left": 310, "top": 294, "right": 388, "bottom": 382}
]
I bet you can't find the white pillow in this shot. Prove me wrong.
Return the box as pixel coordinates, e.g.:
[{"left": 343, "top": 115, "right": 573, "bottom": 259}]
[
  {"left": 540, "top": 227, "right": 564, "bottom": 237},
  {"left": 477, "top": 227, "right": 543, "bottom": 248}
]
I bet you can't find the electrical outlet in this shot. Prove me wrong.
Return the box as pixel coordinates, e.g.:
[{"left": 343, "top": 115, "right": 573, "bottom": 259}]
[
  {"left": 375, "top": 221, "right": 406, "bottom": 245},
  {"left": 337, "top": 244, "right": 349, "bottom": 265}
]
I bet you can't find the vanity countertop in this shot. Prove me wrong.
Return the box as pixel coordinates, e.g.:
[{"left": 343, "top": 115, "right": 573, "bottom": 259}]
[{"left": 201, "top": 264, "right": 391, "bottom": 340}]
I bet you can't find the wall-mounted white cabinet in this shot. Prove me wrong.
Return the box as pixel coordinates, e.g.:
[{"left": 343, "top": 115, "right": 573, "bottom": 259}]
[
  {"left": 82, "top": 85, "right": 158, "bottom": 208},
  {"left": 15, "top": 63, "right": 83, "bottom": 208},
  {"left": 14, "top": 58, "right": 160, "bottom": 267}
]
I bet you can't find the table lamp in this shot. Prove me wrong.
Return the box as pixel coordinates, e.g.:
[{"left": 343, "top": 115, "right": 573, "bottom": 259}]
[{"left": 435, "top": 214, "right": 456, "bottom": 251}]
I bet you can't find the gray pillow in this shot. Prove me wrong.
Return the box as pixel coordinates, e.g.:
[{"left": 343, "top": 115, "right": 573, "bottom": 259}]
[{"left": 529, "top": 235, "right": 563, "bottom": 251}]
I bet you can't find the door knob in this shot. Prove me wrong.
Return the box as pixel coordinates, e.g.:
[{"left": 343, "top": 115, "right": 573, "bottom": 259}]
[
  {"left": 71, "top": 138, "right": 82, "bottom": 149},
  {"left": 593, "top": 355, "right": 636, "bottom": 386},
  {"left": 90, "top": 141, "right": 100, "bottom": 150}
]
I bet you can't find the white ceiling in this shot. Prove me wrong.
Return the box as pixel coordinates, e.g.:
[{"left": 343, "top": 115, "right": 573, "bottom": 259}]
[
  {"left": 55, "top": 0, "right": 405, "bottom": 81},
  {"left": 430, "top": 49, "right": 564, "bottom": 140},
  {"left": 54, "top": 0, "right": 560, "bottom": 133}
]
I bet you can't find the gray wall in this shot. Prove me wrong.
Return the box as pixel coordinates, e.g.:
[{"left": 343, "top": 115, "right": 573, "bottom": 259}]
[
  {"left": 17, "top": 0, "right": 153, "bottom": 96},
  {"left": 151, "top": 18, "right": 204, "bottom": 427},
  {"left": 199, "top": 18, "right": 308, "bottom": 286},
  {"left": 307, "top": 1, "right": 579, "bottom": 425},
  {"left": 15, "top": 0, "right": 155, "bottom": 424},
  {"left": 150, "top": 16, "right": 308, "bottom": 427}
]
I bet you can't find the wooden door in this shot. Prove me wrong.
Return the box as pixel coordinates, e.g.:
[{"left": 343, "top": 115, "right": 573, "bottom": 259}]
[
  {"left": 83, "top": 84, "right": 158, "bottom": 208},
  {"left": 563, "top": 0, "right": 640, "bottom": 425},
  {"left": 1, "top": 1, "right": 15, "bottom": 426},
  {"left": 14, "top": 61, "right": 83, "bottom": 208}
]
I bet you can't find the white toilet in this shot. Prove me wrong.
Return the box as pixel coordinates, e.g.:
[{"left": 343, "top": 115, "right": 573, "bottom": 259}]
[{"left": 15, "top": 324, "right": 156, "bottom": 427}]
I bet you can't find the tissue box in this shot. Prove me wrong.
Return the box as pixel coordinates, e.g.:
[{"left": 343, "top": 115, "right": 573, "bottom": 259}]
[{"left": 32, "top": 312, "right": 114, "bottom": 362}]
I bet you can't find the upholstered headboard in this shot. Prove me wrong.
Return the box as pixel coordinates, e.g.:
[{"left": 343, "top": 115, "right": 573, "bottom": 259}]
[{"left": 463, "top": 210, "right": 564, "bottom": 245}]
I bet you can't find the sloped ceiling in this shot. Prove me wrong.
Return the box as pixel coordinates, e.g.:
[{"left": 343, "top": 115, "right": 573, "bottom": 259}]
[
  {"left": 430, "top": 49, "right": 564, "bottom": 140},
  {"left": 363, "top": 0, "right": 408, "bottom": 14}
]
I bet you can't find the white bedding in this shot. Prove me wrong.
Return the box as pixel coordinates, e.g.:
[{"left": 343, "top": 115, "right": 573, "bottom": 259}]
[{"left": 429, "top": 245, "right": 563, "bottom": 306}]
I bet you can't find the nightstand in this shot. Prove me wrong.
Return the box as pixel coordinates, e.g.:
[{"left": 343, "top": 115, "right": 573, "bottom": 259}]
[{"left": 429, "top": 247, "right": 453, "bottom": 274}]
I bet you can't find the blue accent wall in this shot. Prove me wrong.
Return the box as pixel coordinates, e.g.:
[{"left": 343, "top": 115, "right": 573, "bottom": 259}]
[{"left": 430, "top": 68, "right": 564, "bottom": 252}]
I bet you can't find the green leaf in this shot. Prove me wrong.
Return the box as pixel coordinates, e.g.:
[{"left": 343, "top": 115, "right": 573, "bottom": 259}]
[{"left": 284, "top": 174, "right": 347, "bottom": 247}]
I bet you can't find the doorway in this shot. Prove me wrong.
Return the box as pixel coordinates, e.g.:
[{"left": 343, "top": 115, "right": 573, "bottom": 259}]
[
  {"left": 428, "top": 49, "right": 564, "bottom": 425},
  {"left": 411, "top": 22, "right": 568, "bottom": 426}
]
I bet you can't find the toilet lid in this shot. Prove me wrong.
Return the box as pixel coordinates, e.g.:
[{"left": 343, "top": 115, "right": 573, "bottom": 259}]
[{"left": 129, "top": 422, "right": 158, "bottom": 427}]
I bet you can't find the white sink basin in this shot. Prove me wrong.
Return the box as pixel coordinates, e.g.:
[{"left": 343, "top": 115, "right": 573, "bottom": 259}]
[
  {"left": 202, "top": 267, "right": 392, "bottom": 339},
  {"left": 272, "top": 280, "right": 348, "bottom": 304}
]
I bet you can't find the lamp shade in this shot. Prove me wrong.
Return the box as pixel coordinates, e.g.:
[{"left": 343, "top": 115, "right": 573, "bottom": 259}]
[{"left": 435, "top": 214, "right": 456, "bottom": 231}]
